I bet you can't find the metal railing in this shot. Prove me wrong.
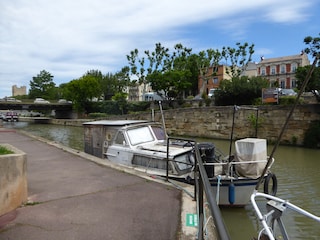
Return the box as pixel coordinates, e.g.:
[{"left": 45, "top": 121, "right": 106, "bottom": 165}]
[
  {"left": 166, "top": 137, "right": 230, "bottom": 240},
  {"left": 251, "top": 191, "right": 320, "bottom": 240}
]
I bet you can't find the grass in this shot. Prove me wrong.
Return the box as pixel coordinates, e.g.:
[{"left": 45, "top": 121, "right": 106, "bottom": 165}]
[{"left": 0, "top": 145, "right": 14, "bottom": 155}]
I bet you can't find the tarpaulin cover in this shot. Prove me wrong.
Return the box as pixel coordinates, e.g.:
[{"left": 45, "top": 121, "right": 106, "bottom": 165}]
[{"left": 234, "top": 138, "right": 267, "bottom": 178}]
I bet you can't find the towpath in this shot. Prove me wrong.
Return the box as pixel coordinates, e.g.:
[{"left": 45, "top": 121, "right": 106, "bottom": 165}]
[{"left": 0, "top": 128, "right": 198, "bottom": 240}]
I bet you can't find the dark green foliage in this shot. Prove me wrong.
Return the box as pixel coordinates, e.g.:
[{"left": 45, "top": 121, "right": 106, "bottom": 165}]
[
  {"left": 84, "top": 100, "right": 152, "bottom": 115},
  {"left": 215, "top": 76, "right": 268, "bottom": 106},
  {"left": 296, "top": 66, "right": 320, "bottom": 102},
  {"left": 127, "top": 101, "right": 151, "bottom": 113},
  {"left": 88, "top": 112, "right": 108, "bottom": 118},
  {"left": 278, "top": 96, "right": 299, "bottom": 105},
  {"left": 0, "top": 145, "right": 14, "bottom": 155},
  {"left": 63, "top": 75, "right": 102, "bottom": 113},
  {"left": 303, "top": 121, "right": 320, "bottom": 148},
  {"left": 29, "top": 70, "right": 57, "bottom": 99},
  {"left": 97, "top": 101, "right": 123, "bottom": 115}
]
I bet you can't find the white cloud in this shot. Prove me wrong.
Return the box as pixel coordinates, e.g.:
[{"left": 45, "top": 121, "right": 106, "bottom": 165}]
[{"left": 0, "top": 0, "right": 316, "bottom": 97}]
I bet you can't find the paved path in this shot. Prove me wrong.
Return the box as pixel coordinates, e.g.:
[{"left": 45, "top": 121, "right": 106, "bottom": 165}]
[{"left": 0, "top": 129, "right": 196, "bottom": 240}]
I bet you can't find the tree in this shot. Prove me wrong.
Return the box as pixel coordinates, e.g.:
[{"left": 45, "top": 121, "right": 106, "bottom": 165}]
[
  {"left": 127, "top": 42, "right": 255, "bottom": 99},
  {"left": 221, "top": 42, "right": 255, "bottom": 78},
  {"left": 100, "top": 72, "right": 117, "bottom": 100},
  {"left": 127, "top": 43, "right": 195, "bottom": 99},
  {"left": 99, "top": 67, "right": 131, "bottom": 100},
  {"left": 64, "top": 75, "right": 101, "bottom": 113},
  {"left": 215, "top": 76, "right": 268, "bottom": 106},
  {"left": 295, "top": 66, "right": 320, "bottom": 101},
  {"left": 29, "top": 70, "right": 56, "bottom": 99},
  {"left": 112, "top": 92, "right": 128, "bottom": 114},
  {"left": 303, "top": 33, "right": 320, "bottom": 62},
  {"left": 145, "top": 43, "right": 193, "bottom": 99},
  {"left": 196, "top": 49, "right": 222, "bottom": 96},
  {"left": 298, "top": 33, "right": 320, "bottom": 102},
  {"left": 114, "top": 66, "right": 132, "bottom": 93}
]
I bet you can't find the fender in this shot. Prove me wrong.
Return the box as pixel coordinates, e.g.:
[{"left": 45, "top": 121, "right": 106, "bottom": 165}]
[{"left": 263, "top": 173, "right": 278, "bottom": 196}]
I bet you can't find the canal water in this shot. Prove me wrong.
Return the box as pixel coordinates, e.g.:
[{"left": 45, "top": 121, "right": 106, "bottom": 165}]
[{"left": 2, "top": 121, "right": 320, "bottom": 239}]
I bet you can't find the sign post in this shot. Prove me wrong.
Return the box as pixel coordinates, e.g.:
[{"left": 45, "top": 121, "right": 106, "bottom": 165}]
[{"left": 262, "top": 88, "right": 279, "bottom": 104}]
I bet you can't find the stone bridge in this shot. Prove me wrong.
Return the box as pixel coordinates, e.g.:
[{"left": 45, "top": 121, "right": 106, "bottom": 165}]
[{"left": 0, "top": 102, "right": 73, "bottom": 119}]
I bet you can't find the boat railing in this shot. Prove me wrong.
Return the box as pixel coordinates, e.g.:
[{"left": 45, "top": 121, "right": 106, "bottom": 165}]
[
  {"left": 166, "top": 137, "right": 231, "bottom": 240},
  {"left": 203, "top": 158, "right": 274, "bottom": 178},
  {"left": 251, "top": 191, "right": 320, "bottom": 240}
]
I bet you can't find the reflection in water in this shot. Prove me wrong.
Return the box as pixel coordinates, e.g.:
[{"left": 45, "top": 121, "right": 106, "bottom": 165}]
[
  {"left": 4, "top": 121, "right": 84, "bottom": 151},
  {"left": 3, "top": 121, "right": 320, "bottom": 239}
]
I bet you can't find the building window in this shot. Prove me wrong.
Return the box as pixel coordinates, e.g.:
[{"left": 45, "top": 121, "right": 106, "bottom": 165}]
[
  {"left": 280, "top": 65, "right": 285, "bottom": 74},
  {"left": 291, "top": 79, "right": 296, "bottom": 88},
  {"left": 291, "top": 63, "right": 297, "bottom": 73},
  {"left": 261, "top": 68, "right": 266, "bottom": 76},
  {"left": 271, "top": 67, "right": 276, "bottom": 75},
  {"left": 280, "top": 80, "right": 285, "bottom": 88},
  {"left": 213, "top": 77, "right": 218, "bottom": 84}
]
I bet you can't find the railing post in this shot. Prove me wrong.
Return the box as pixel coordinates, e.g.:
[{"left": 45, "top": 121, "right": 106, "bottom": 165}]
[
  {"left": 198, "top": 173, "right": 204, "bottom": 240},
  {"left": 166, "top": 138, "right": 170, "bottom": 181}
]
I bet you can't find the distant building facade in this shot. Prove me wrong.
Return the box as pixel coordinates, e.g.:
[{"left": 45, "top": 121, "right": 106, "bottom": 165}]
[
  {"left": 256, "top": 53, "right": 310, "bottom": 89},
  {"left": 242, "top": 62, "right": 258, "bottom": 78},
  {"left": 127, "top": 82, "right": 154, "bottom": 101},
  {"left": 12, "top": 85, "right": 26, "bottom": 96},
  {"left": 198, "top": 65, "right": 232, "bottom": 95}
]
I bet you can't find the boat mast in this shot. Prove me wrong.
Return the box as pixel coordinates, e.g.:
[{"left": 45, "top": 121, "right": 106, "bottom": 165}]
[{"left": 159, "top": 101, "right": 167, "bottom": 140}]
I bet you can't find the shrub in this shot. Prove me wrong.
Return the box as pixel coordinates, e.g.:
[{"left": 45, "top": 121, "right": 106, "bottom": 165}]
[
  {"left": 88, "top": 112, "right": 108, "bottom": 118},
  {"left": 0, "top": 145, "right": 14, "bottom": 155},
  {"left": 303, "top": 121, "right": 320, "bottom": 148}
]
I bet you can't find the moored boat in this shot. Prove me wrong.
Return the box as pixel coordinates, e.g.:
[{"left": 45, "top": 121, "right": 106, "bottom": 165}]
[
  {"left": 83, "top": 119, "right": 276, "bottom": 207},
  {"left": 198, "top": 138, "right": 276, "bottom": 207},
  {"left": 83, "top": 120, "right": 195, "bottom": 181}
]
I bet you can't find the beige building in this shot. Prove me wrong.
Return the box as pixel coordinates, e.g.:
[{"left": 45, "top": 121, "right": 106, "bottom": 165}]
[
  {"left": 12, "top": 85, "right": 27, "bottom": 96},
  {"left": 256, "top": 53, "right": 310, "bottom": 89}
]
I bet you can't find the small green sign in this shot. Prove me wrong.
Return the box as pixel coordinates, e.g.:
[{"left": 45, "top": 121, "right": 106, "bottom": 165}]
[{"left": 186, "top": 213, "right": 198, "bottom": 227}]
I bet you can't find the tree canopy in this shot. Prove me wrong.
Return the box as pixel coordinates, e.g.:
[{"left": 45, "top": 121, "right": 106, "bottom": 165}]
[
  {"left": 215, "top": 76, "right": 269, "bottom": 106},
  {"left": 63, "top": 74, "right": 101, "bottom": 113},
  {"left": 296, "top": 33, "right": 320, "bottom": 101},
  {"left": 29, "top": 70, "right": 56, "bottom": 99},
  {"left": 296, "top": 65, "right": 320, "bottom": 101},
  {"left": 127, "top": 42, "right": 255, "bottom": 99}
]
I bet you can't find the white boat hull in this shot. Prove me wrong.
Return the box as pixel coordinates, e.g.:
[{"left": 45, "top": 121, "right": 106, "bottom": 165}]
[{"left": 210, "top": 178, "right": 258, "bottom": 207}]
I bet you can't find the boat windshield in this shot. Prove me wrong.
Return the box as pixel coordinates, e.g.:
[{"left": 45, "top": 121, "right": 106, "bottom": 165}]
[
  {"left": 151, "top": 126, "right": 165, "bottom": 140},
  {"left": 127, "top": 126, "right": 155, "bottom": 145}
]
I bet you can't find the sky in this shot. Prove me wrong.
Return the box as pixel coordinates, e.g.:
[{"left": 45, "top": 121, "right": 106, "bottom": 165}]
[{"left": 0, "top": 0, "right": 319, "bottom": 98}]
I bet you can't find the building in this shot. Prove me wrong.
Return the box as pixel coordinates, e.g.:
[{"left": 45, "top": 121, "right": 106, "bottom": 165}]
[
  {"left": 256, "top": 53, "right": 310, "bottom": 89},
  {"left": 12, "top": 85, "right": 27, "bottom": 96},
  {"left": 127, "top": 82, "right": 154, "bottom": 101},
  {"left": 198, "top": 65, "right": 232, "bottom": 96},
  {"left": 242, "top": 62, "right": 258, "bottom": 78}
]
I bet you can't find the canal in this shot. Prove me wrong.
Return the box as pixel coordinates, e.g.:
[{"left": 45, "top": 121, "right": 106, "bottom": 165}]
[{"left": 2, "top": 121, "right": 320, "bottom": 239}]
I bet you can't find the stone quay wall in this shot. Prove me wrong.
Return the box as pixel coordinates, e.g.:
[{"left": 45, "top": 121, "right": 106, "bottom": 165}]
[
  {"left": 52, "top": 104, "right": 320, "bottom": 146},
  {"left": 0, "top": 144, "right": 28, "bottom": 216}
]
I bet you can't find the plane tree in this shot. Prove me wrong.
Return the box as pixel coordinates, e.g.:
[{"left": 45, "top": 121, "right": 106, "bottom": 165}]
[
  {"left": 221, "top": 42, "right": 255, "bottom": 78},
  {"left": 127, "top": 43, "right": 196, "bottom": 99},
  {"left": 196, "top": 48, "right": 222, "bottom": 96}
]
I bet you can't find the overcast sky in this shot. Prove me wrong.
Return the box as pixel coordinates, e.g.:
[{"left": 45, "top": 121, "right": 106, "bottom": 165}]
[{"left": 1, "top": 0, "right": 319, "bottom": 98}]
